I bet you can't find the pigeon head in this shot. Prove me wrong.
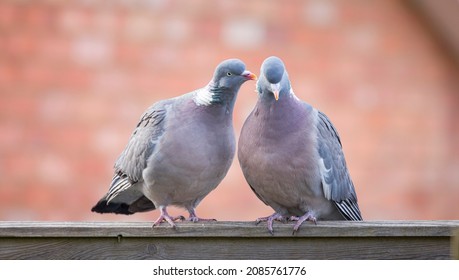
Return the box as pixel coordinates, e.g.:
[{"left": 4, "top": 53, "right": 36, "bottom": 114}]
[
  {"left": 211, "top": 59, "right": 257, "bottom": 91},
  {"left": 195, "top": 59, "right": 255, "bottom": 107},
  {"left": 258, "top": 56, "right": 291, "bottom": 101}
]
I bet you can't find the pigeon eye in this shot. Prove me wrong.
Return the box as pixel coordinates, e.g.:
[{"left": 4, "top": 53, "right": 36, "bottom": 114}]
[{"left": 226, "top": 72, "right": 232, "bottom": 76}]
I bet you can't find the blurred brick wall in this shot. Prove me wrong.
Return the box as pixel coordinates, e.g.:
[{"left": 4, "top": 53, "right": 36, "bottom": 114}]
[{"left": 0, "top": 0, "right": 458, "bottom": 221}]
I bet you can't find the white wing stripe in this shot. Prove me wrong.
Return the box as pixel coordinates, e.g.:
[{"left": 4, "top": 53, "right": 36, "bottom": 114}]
[{"left": 106, "top": 175, "right": 132, "bottom": 203}]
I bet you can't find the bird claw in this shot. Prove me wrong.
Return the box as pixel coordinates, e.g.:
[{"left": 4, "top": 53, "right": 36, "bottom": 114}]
[
  {"left": 290, "top": 213, "right": 317, "bottom": 234},
  {"left": 255, "top": 213, "right": 286, "bottom": 234},
  {"left": 152, "top": 214, "right": 185, "bottom": 228},
  {"left": 152, "top": 207, "right": 185, "bottom": 228}
]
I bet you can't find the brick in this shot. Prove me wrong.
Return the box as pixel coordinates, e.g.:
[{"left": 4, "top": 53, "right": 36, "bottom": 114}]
[
  {"left": 71, "top": 35, "right": 114, "bottom": 66},
  {"left": 56, "top": 67, "right": 91, "bottom": 89},
  {"left": 38, "top": 91, "right": 78, "bottom": 124},
  {"left": 4, "top": 33, "right": 38, "bottom": 59},
  {"left": 91, "top": 126, "right": 127, "bottom": 156},
  {"left": 21, "top": 63, "right": 56, "bottom": 88},
  {"left": 37, "top": 154, "right": 75, "bottom": 185},
  {"left": 92, "top": 9, "right": 120, "bottom": 37},
  {"left": 123, "top": 12, "right": 157, "bottom": 42},
  {"left": 38, "top": 36, "right": 70, "bottom": 64},
  {"left": 0, "top": 65, "right": 19, "bottom": 87},
  {"left": 92, "top": 68, "right": 131, "bottom": 94},
  {"left": 23, "top": 5, "right": 53, "bottom": 31},
  {"left": 221, "top": 18, "right": 266, "bottom": 50},
  {"left": 0, "top": 2, "right": 17, "bottom": 29},
  {"left": 302, "top": 0, "right": 338, "bottom": 27},
  {"left": 0, "top": 121, "right": 24, "bottom": 152},
  {"left": 58, "top": 8, "right": 91, "bottom": 35},
  {"left": 162, "top": 17, "right": 190, "bottom": 44}
]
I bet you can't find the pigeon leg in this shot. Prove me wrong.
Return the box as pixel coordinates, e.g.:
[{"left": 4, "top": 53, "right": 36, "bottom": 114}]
[
  {"left": 152, "top": 206, "right": 185, "bottom": 228},
  {"left": 255, "top": 212, "right": 287, "bottom": 235},
  {"left": 187, "top": 208, "right": 217, "bottom": 222},
  {"left": 290, "top": 212, "right": 317, "bottom": 234}
]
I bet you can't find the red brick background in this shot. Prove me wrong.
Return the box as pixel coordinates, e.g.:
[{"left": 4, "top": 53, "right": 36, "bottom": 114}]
[{"left": 1, "top": 0, "right": 458, "bottom": 222}]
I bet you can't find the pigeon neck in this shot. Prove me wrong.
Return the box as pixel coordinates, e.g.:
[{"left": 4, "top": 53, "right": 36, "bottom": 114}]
[{"left": 194, "top": 82, "right": 238, "bottom": 109}]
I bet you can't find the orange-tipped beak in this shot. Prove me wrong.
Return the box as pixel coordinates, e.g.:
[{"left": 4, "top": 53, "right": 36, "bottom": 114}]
[
  {"left": 242, "top": 70, "right": 257, "bottom": 81},
  {"left": 270, "top": 83, "right": 280, "bottom": 101}
]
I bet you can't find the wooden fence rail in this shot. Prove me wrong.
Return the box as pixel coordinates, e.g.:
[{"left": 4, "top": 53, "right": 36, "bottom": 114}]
[{"left": 1, "top": 221, "right": 458, "bottom": 260}]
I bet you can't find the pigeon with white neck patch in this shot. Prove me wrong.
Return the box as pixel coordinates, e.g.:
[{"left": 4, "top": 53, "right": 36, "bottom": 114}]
[
  {"left": 92, "top": 59, "right": 256, "bottom": 228},
  {"left": 238, "top": 56, "right": 362, "bottom": 234}
]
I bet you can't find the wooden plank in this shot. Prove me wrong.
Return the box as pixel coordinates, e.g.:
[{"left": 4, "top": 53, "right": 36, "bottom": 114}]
[
  {"left": 0, "top": 236, "right": 451, "bottom": 260},
  {"left": 0, "top": 221, "right": 458, "bottom": 260},
  {"left": 453, "top": 229, "right": 459, "bottom": 260},
  {"left": 1, "top": 220, "right": 458, "bottom": 237}
]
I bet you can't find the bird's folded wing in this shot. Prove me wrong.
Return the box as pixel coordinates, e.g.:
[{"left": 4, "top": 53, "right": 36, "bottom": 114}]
[
  {"left": 316, "top": 111, "right": 362, "bottom": 220},
  {"left": 106, "top": 102, "right": 168, "bottom": 203}
]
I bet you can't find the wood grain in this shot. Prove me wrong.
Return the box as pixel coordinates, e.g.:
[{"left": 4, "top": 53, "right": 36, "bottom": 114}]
[
  {"left": 0, "top": 221, "right": 458, "bottom": 259},
  {"left": 453, "top": 229, "right": 459, "bottom": 260}
]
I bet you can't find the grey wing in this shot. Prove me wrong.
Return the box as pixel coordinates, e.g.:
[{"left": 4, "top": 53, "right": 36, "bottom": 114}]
[
  {"left": 316, "top": 111, "right": 362, "bottom": 221},
  {"left": 105, "top": 102, "right": 168, "bottom": 203}
]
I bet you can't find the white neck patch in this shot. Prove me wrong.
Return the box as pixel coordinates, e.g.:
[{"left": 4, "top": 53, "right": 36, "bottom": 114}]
[{"left": 193, "top": 85, "right": 214, "bottom": 106}]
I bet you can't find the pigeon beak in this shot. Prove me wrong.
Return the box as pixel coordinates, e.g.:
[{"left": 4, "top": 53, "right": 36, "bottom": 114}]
[
  {"left": 242, "top": 70, "right": 257, "bottom": 81},
  {"left": 270, "top": 83, "right": 280, "bottom": 101}
]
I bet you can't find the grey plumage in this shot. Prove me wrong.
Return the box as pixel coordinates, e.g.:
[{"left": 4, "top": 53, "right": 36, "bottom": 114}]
[
  {"left": 92, "top": 58, "right": 256, "bottom": 227},
  {"left": 238, "top": 56, "right": 362, "bottom": 234}
]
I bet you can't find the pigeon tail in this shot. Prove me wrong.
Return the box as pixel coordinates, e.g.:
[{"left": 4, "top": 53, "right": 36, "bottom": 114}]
[
  {"left": 91, "top": 195, "right": 156, "bottom": 215},
  {"left": 91, "top": 199, "right": 134, "bottom": 215},
  {"left": 334, "top": 198, "right": 362, "bottom": 221}
]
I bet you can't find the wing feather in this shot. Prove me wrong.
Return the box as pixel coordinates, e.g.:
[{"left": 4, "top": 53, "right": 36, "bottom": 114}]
[
  {"left": 105, "top": 102, "right": 168, "bottom": 203},
  {"left": 316, "top": 111, "right": 362, "bottom": 221}
]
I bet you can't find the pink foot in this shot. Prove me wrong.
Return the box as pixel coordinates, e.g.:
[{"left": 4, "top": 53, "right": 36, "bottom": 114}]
[
  {"left": 290, "top": 212, "right": 317, "bottom": 234},
  {"left": 256, "top": 212, "right": 287, "bottom": 235},
  {"left": 152, "top": 206, "right": 185, "bottom": 228},
  {"left": 187, "top": 209, "right": 217, "bottom": 222}
]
